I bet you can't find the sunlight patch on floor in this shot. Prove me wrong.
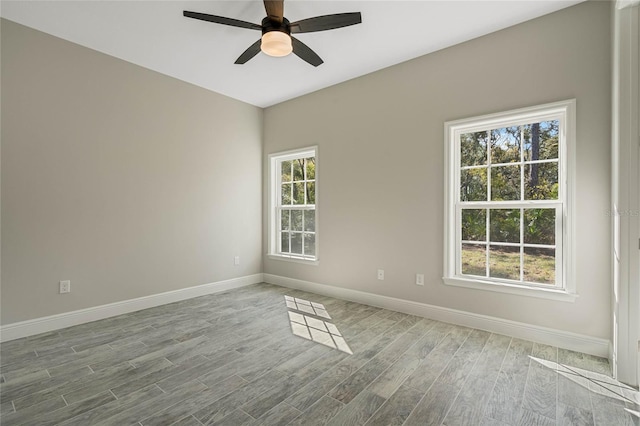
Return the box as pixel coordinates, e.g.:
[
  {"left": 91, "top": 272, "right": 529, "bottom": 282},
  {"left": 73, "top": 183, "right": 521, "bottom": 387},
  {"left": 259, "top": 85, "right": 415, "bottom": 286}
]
[
  {"left": 284, "top": 296, "right": 352, "bottom": 354},
  {"left": 530, "top": 355, "right": 640, "bottom": 407},
  {"left": 284, "top": 295, "right": 331, "bottom": 319}
]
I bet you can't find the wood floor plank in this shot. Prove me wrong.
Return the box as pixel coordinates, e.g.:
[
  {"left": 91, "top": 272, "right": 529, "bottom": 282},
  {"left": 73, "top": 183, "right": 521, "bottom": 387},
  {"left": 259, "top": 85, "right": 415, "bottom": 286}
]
[
  {"left": 63, "top": 357, "right": 172, "bottom": 404},
  {"left": 402, "top": 328, "right": 471, "bottom": 392},
  {"left": 251, "top": 401, "right": 301, "bottom": 425},
  {"left": 210, "top": 408, "right": 255, "bottom": 426},
  {"left": 367, "top": 350, "right": 421, "bottom": 399},
  {"left": 58, "top": 384, "right": 165, "bottom": 425},
  {"left": 287, "top": 396, "right": 344, "bottom": 426},
  {"left": 364, "top": 384, "right": 423, "bottom": 426},
  {"left": 442, "top": 376, "right": 496, "bottom": 426},
  {"left": 484, "top": 338, "right": 534, "bottom": 425},
  {"left": 591, "top": 392, "right": 640, "bottom": 426},
  {"left": 557, "top": 402, "right": 595, "bottom": 425},
  {"left": 521, "top": 362, "right": 558, "bottom": 419},
  {"left": 325, "top": 390, "right": 386, "bottom": 426},
  {"left": 7, "top": 367, "right": 99, "bottom": 409},
  {"left": 109, "top": 354, "right": 207, "bottom": 398},
  {"left": 95, "top": 380, "right": 207, "bottom": 425},
  {"left": 517, "top": 408, "right": 556, "bottom": 426},
  {"left": 239, "top": 374, "right": 305, "bottom": 419},
  {"left": 436, "top": 329, "right": 490, "bottom": 388},
  {"left": 276, "top": 345, "right": 332, "bottom": 375},
  {"left": 558, "top": 373, "right": 594, "bottom": 412},
  {"left": 558, "top": 349, "right": 611, "bottom": 376},
  {"left": 193, "top": 370, "right": 288, "bottom": 424},
  {"left": 3, "top": 397, "right": 64, "bottom": 426},
  {"left": 284, "top": 328, "right": 398, "bottom": 412},
  {"left": 140, "top": 375, "right": 247, "bottom": 426},
  {"left": 327, "top": 357, "right": 390, "bottom": 404},
  {"left": 169, "top": 415, "right": 203, "bottom": 426},
  {"left": 25, "top": 390, "right": 116, "bottom": 426},
  {"left": 0, "top": 399, "right": 15, "bottom": 416},
  {"left": 404, "top": 382, "right": 459, "bottom": 426},
  {"left": 467, "top": 333, "right": 512, "bottom": 381}
]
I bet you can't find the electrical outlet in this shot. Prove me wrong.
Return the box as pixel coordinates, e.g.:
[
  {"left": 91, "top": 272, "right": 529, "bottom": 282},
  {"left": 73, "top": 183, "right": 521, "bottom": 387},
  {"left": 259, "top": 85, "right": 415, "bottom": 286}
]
[
  {"left": 416, "top": 274, "right": 425, "bottom": 286},
  {"left": 59, "top": 280, "right": 71, "bottom": 294},
  {"left": 377, "top": 269, "right": 384, "bottom": 280},
  {"left": 234, "top": 256, "right": 240, "bottom": 266}
]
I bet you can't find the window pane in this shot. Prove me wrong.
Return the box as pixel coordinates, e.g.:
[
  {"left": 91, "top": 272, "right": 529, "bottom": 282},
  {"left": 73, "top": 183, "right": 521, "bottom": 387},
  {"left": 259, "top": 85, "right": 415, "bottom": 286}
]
[
  {"left": 306, "top": 182, "right": 315, "bottom": 204},
  {"left": 293, "top": 159, "right": 304, "bottom": 181},
  {"left": 461, "top": 209, "right": 486, "bottom": 241},
  {"left": 460, "top": 168, "right": 487, "bottom": 201},
  {"left": 489, "top": 209, "right": 520, "bottom": 243},
  {"left": 460, "top": 131, "right": 487, "bottom": 167},
  {"left": 281, "top": 183, "right": 292, "bottom": 205},
  {"left": 280, "top": 210, "right": 290, "bottom": 231},
  {"left": 525, "top": 162, "right": 558, "bottom": 200},
  {"left": 524, "top": 121, "right": 559, "bottom": 161},
  {"left": 491, "top": 126, "right": 521, "bottom": 164},
  {"left": 304, "top": 210, "right": 315, "bottom": 232},
  {"left": 293, "top": 182, "right": 305, "bottom": 205},
  {"left": 304, "top": 233, "right": 316, "bottom": 256},
  {"left": 291, "top": 233, "right": 303, "bottom": 254},
  {"left": 524, "top": 209, "right": 555, "bottom": 245},
  {"left": 461, "top": 243, "right": 486, "bottom": 276},
  {"left": 489, "top": 245, "right": 520, "bottom": 280},
  {"left": 524, "top": 247, "right": 555, "bottom": 284},
  {"left": 281, "top": 161, "right": 292, "bottom": 183},
  {"left": 291, "top": 210, "right": 302, "bottom": 231},
  {"left": 491, "top": 165, "right": 520, "bottom": 201},
  {"left": 305, "top": 158, "right": 316, "bottom": 180},
  {"left": 281, "top": 232, "right": 290, "bottom": 253}
]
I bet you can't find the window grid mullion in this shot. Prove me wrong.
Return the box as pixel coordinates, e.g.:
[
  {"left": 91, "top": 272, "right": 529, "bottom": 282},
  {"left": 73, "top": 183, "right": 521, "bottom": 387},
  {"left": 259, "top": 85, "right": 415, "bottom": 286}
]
[
  {"left": 485, "top": 130, "right": 491, "bottom": 278},
  {"left": 485, "top": 208, "right": 490, "bottom": 278},
  {"left": 461, "top": 158, "right": 559, "bottom": 171},
  {"left": 486, "top": 130, "right": 492, "bottom": 202},
  {"left": 520, "top": 207, "right": 524, "bottom": 282}
]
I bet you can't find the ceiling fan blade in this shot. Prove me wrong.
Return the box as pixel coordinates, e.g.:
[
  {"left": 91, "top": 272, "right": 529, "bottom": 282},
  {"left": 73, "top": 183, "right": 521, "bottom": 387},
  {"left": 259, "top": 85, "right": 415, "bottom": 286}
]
[
  {"left": 291, "top": 37, "right": 323, "bottom": 67},
  {"left": 290, "top": 12, "right": 361, "bottom": 34},
  {"left": 235, "top": 40, "right": 262, "bottom": 64},
  {"left": 263, "top": 0, "right": 284, "bottom": 24},
  {"left": 183, "top": 11, "right": 261, "bottom": 30}
]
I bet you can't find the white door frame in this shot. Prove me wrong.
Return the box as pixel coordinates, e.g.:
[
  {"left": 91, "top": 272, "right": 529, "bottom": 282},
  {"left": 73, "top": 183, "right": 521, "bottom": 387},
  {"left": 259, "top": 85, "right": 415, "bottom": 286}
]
[{"left": 612, "top": 0, "right": 640, "bottom": 387}]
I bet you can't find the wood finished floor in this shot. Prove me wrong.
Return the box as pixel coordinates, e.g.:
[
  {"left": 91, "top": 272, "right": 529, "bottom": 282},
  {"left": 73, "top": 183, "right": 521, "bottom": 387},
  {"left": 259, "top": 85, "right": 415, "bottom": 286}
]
[{"left": 0, "top": 283, "right": 637, "bottom": 426}]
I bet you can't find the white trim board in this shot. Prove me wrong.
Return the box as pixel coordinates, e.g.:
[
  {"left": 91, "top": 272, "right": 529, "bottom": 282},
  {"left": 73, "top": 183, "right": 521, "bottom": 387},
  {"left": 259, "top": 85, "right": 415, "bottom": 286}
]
[
  {"left": 264, "top": 273, "right": 610, "bottom": 358},
  {"left": 0, "top": 274, "right": 264, "bottom": 342}
]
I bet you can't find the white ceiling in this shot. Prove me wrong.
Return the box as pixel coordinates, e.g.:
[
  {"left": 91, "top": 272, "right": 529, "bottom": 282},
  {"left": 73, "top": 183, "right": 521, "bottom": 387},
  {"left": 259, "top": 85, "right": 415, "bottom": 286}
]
[{"left": 1, "top": 1, "right": 584, "bottom": 107}]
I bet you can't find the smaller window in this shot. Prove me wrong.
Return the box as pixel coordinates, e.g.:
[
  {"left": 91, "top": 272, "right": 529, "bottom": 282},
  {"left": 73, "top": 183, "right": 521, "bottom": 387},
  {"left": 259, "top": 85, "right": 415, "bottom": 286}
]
[{"left": 268, "top": 147, "right": 317, "bottom": 262}]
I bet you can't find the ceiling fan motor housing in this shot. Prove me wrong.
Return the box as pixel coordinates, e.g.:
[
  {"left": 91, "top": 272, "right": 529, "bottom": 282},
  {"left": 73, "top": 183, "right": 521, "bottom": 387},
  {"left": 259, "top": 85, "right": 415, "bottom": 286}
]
[{"left": 262, "top": 17, "right": 291, "bottom": 36}]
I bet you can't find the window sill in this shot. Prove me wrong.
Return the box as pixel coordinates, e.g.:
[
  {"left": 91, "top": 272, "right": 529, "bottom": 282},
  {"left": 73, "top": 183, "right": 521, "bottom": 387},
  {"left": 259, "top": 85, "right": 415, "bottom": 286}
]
[
  {"left": 442, "top": 276, "right": 578, "bottom": 302},
  {"left": 267, "top": 254, "right": 319, "bottom": 266}
]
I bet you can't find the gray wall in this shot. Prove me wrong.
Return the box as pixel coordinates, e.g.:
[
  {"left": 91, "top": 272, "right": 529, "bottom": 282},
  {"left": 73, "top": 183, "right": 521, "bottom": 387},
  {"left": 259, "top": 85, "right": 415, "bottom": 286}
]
[
  {"left": 263, "top": 1, "right": 612, "bottom": 340},
  {"left": 1, "top": 20, "right": 263, "bottom": 324}
]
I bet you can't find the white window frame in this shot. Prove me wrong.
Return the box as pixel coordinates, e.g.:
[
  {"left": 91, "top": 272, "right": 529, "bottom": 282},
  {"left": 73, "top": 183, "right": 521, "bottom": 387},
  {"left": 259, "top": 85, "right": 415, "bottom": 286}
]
[
  {"left": 443, "top": 100, "right": 577, "bottom": 301},
  {"left": 268, "top": 146, "right": 318, "bottom": 264}
]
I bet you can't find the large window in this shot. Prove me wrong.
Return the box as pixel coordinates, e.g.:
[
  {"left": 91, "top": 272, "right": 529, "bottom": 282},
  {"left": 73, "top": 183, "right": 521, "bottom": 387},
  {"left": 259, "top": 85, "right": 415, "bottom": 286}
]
[
  {"left": 268, "top": 147, "right": 317, "bottom": 262},
  {"left": 444, "top": 100, "right": 575, "bottom": 300}
]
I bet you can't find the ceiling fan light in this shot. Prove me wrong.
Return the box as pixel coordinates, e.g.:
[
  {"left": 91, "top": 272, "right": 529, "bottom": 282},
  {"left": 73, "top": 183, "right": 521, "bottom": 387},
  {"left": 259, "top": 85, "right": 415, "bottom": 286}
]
[{"left": 261, "top": 31, "right": 292, "bottom": 57}]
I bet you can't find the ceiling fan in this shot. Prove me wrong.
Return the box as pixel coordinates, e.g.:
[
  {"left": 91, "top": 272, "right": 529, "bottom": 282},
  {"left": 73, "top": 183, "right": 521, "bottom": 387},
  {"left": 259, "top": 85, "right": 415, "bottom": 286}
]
[{"left": 183, "top": 0, "right": 362, "bottom": 67}]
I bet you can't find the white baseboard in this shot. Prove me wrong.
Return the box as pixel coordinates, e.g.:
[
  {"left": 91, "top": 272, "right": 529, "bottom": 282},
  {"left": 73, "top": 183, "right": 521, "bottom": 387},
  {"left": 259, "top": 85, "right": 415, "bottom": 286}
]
[
  {"left": 0, "top": 274, "right": 264, "bottom": 342},
  {"left": 264, "top": 273, "right": 610, "bottom": 358}
]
